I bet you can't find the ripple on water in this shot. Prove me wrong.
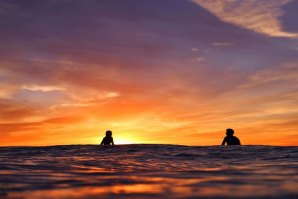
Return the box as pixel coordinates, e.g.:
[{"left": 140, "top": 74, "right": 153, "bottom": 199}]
[{"left": 0, "top": 144, "right": 297, "bottom": 198}]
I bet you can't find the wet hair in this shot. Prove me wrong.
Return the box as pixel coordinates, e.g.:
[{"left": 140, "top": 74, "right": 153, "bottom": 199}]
[
  {"left": 226, "top": 128, "right": 234, "bottom": 136},
  {"left": 105, "top": 130, "right": 112, "bottom": 137}
]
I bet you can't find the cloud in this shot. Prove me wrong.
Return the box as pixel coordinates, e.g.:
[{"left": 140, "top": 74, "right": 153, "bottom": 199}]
[
  {"left": 193, "top": 57, "right": 205, "bottom": 63},
  {"left": 0, "top": 83, "right": 17, "bottom": 99},
  {"left": 0, "top": 122, "right": 41, "bottom": 134},
  {"left": 239, "top": 63, "right": 298, "bottom": 88},
  {"left": 21, "top": 85, "right": 65, "bottom": 92},
  {"left": 193, "top": 0, "right": 298, "bottom": 38},
  {"left": 0, "top": 100, "right": 36, "bottom": 122},
  {"left": 212, "top": 42, "right": 233, "bottom": 47},
  {"left": 43, "top": 116, "right": 85, "bottom": 125}
]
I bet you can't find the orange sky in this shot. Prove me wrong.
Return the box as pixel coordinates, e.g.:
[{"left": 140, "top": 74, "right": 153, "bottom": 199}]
[{"left": 0, "top": 0, "right": 298, "bottom": 146}]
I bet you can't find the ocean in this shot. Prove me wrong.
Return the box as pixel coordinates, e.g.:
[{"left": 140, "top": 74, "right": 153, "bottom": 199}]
[{"left": 0, "top": 144, "right": 297, "bottom": 199}]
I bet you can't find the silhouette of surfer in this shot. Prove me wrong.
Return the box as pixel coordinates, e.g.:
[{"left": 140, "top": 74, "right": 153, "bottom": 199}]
[
  {"left": 100, "top": 130, "right": 114, "bottom": 145},
  {"left": 221, "top": 128, "right": 241, "bottom": 145}
]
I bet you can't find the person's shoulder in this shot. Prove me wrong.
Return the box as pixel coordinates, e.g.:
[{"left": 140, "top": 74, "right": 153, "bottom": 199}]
[{"left": 234, "top": 136, "right": 241, "bottom": 144}]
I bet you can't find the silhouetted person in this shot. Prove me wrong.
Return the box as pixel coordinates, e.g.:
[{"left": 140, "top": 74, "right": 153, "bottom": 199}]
[
  {"left": 221, "top": 128, "right": 241, "bottom": 145},
  {"left": 100, "top": 130, "right": 114, "bottom": 145}
]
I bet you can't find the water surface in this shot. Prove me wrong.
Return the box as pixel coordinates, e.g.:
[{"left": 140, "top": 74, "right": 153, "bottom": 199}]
[{"left": 0, "top": 144, "right": 297, "bottom": 198}]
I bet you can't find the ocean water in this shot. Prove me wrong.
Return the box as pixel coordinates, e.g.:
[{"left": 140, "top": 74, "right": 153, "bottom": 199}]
[{"left": 0, "top": 145, "right": 297, "bottom": 199}]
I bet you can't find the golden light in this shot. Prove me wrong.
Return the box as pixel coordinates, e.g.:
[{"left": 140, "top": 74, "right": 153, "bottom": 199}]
[{"left": 115, "top": 138, "right": 135, "bottom": 145}]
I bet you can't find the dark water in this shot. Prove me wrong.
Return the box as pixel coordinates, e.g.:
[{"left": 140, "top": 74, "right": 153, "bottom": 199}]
[{"left": 0, "top": 144, "right": 298, "bottom": 199}]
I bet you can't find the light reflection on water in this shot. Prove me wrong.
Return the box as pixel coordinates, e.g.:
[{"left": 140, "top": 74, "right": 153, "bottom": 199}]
[
  {"left": 0, "top": 144, "right": 298, "bottom": 198},
  {"left": 7, "top": 176, "right": 297, "bottom": 199}
]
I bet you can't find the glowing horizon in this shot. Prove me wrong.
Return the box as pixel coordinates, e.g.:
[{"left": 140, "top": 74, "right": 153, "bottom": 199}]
[{"left": 0, "top": 0, "right": 297, "bottom": 146}]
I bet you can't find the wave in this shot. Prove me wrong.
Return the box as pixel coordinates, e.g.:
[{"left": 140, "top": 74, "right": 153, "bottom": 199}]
[{"left": 0, "top": 144, "right": 297, "bottom": 198}]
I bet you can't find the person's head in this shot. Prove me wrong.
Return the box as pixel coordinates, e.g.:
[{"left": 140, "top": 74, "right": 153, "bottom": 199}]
[
  {"left": 105, "top": 130, "right": 112, "bottom": 137},
  {"left": 226, "top": 128, "right": 234, "bottom": 136}
]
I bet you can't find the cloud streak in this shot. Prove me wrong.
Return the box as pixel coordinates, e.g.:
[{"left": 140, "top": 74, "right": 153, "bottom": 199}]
[{"left": 193, "top": 0, "right": 298, "bottom": 38}]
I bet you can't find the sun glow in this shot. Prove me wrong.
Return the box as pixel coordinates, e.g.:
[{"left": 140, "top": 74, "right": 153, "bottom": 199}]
[{"left": 115, "top": 138, "right": 135, "bottom": 145}]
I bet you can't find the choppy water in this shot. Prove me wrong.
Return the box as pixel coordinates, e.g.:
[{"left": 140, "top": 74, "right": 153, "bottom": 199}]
[{"left": 0, "top": 144, "right": 298, "bottom": 199}]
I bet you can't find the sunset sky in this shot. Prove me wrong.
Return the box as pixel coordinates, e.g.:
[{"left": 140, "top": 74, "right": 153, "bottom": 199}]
[{"left": 1, "top": 0, "right": 297, "bottom": 146}]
